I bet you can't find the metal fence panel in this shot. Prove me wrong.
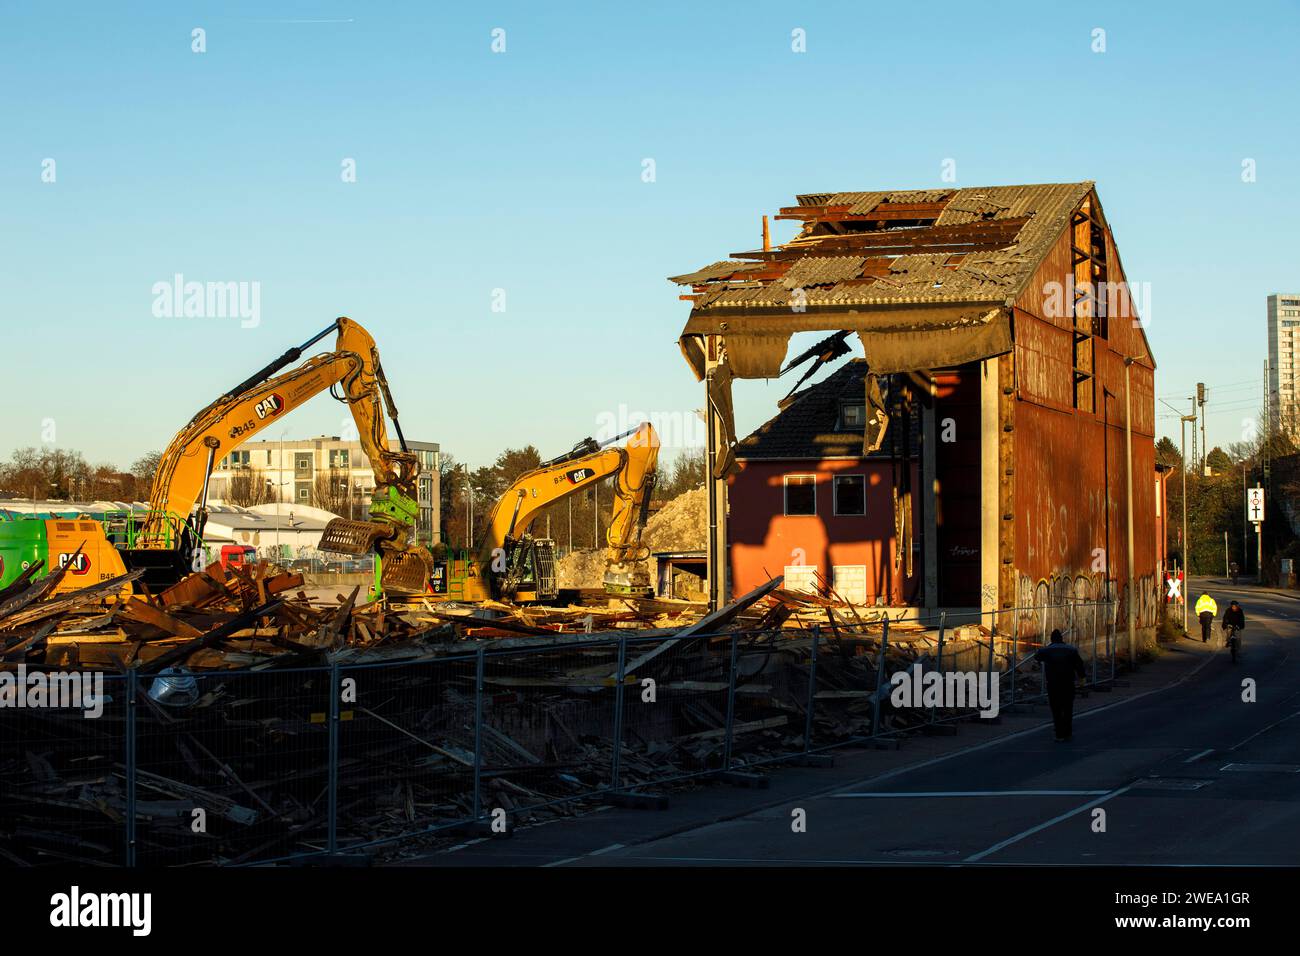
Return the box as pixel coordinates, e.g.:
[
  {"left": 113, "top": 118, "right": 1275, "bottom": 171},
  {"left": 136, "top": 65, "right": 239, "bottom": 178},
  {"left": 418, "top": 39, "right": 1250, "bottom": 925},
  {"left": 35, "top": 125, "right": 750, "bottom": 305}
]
[
  {"left": 0, "top": 671, "right": 128, "bottom": 866},
  {"left": 132, "top": 666, "right": 332, "bottom": 865}
]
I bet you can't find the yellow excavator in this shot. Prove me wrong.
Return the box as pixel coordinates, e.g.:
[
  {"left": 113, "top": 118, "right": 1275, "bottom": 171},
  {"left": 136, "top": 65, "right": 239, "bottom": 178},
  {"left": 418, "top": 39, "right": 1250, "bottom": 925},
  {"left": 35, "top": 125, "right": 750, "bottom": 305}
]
[
  {"left": 433, "top": 423, "right": 660, "bottom": 603},
  {"left": 123, "top": 318, "right": 431, "bottom": 595}
]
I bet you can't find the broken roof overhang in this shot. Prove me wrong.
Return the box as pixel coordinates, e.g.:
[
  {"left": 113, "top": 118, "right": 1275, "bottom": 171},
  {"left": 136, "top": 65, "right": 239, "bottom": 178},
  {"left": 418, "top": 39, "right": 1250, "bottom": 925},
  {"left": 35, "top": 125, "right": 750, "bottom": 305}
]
[
  {"left": 672, "top": 182, "right": 1097, "bottom": 381},
  {"left": 677, "top": 302, "right": 1012, "bottom": 380}
]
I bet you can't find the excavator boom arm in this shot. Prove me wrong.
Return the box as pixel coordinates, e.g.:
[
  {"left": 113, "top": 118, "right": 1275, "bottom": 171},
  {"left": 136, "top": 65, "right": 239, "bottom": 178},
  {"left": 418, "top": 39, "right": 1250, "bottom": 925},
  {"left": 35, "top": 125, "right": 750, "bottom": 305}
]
[
  {"left": 139, "top": 318, "right": 428, "bottom": 592},
  {"left": 476, "top": 423, "right": 660, "bottom": 566}
]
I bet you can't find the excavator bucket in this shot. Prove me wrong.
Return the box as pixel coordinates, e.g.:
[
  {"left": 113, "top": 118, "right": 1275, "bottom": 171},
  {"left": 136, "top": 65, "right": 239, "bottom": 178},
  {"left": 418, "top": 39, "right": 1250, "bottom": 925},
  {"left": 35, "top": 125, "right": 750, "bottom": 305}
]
[
  {"left": 380, "top": 546, "right": 433, "bottom": 594},
  {"left": 602, "top": 563, "right": 653, "bottom": 599},
  {"left": 319, "top": 517, "right": 390, "bottom": 556}
]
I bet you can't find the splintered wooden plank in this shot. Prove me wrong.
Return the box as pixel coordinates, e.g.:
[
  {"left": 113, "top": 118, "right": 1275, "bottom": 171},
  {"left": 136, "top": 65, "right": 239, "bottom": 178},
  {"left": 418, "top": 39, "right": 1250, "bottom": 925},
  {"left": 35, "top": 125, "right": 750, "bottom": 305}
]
[
  {"left": 614, "top": 576, "right": 785, "bottom": 678},
  {"left": 0, "top": 570, "right": 142, "bottom": 630},
  {"left": 139, "top": 598, "right": 284, "bottom": 673},
  {"left": 159, "top": 572, "right": 225, "bottom": 609},
  {"left": 117, "top": 597, "right": 205, "bottom": 641},
  {"left": 263, "top": 572, "right": 305, "bottom": 596}
]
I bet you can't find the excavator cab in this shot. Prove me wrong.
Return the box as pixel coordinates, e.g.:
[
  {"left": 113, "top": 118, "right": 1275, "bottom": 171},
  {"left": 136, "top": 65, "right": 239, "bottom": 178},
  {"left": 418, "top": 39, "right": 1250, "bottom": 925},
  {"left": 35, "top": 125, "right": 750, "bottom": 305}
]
[{"left": 499, "top": 534, "right": 558, "bottom": 603}]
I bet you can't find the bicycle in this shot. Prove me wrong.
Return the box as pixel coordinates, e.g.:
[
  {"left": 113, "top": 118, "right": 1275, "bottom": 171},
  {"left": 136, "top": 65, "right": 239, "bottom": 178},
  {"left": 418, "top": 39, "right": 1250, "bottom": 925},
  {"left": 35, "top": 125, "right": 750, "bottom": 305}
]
[{"left": 1224, "top": 623, "right": 1241, "bottom": 663}]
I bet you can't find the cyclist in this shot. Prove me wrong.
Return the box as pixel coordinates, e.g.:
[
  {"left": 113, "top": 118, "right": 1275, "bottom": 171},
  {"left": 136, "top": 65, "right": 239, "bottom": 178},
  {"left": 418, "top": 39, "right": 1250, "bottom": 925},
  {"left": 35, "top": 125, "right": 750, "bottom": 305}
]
[
  {"left": 1222, "top": 600, "right": 1246, "bottom": 662},
  {"left": 1194, "top": 592, "right": 1218, "bottom": 643}
]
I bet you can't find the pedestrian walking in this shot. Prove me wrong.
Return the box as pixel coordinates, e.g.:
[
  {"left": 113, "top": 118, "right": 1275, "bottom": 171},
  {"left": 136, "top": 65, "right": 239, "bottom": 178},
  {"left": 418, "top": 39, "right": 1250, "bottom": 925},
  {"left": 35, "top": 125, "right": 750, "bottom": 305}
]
[
  {"left": 1035, "top": 629, "right": 1087, "bottom": 742},
  {"left": 1194, "top": 593, "right": 1218, "bottom": 643}
]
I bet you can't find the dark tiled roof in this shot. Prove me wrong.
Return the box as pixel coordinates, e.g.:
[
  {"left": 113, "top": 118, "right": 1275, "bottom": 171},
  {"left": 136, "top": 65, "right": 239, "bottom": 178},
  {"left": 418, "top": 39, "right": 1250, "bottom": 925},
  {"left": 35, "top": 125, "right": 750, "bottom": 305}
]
[{"left": 737, "top": 360, "right": 919, "bottom": 461}]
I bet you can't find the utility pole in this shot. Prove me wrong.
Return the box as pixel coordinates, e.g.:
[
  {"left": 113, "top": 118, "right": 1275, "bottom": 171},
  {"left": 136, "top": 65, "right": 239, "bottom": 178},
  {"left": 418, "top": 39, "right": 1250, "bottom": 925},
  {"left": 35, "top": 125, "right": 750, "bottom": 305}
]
[
  {"left": 1197, "top": 382, "right": 1207, "bottom": 474},
  {"left": 1180, "top": 407, "right": 1194, "bottom": 632},
  {"left": 1124, "top": 358, "right": 1137, "bottom": 667},
  {"left": 1243, "top": 461, "right": 1249, "bottom": 573},
  {"left": 1190, "top": 397, "right": 1198, "bottom": 472}
]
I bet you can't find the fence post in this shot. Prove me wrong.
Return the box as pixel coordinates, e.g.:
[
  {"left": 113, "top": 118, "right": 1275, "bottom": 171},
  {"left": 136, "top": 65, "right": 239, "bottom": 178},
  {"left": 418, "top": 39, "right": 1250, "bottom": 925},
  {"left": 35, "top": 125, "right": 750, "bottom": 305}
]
[
  {"left": 327, "top": 660, "right": 340, "bottom": 854},
  {"left": 988, "top": 618, "right": 996, "bottom": 680},
  {"left": 1008, "top": 608, "right": 1018, "bottom": 706},
  {"left": 125, "top": 670, "right": 137, "bottom": 868},
  {"left": 1091, "top": 601, "right": 1099, "bottom": 686},
  {"left": 872, "top": 619, "right": 890, "bottom": 738},
  {"left": 723, "top": 634, "right": 739, "bottom": 771},
  {"left": 611, "top": 635, "right": 628, "bottom": 789},
  {"left": 1039, "top": 604, "right": 1050, "bottom": 702},
  {"left": 473, "top": 645, "right": 485, "bottom": 821},
  {"left": 1109, "top": 600, "right": 1117, "bottom": 683},
  {"left": 934, "top": 612, "right": 946, "bottom": 723},
  {"left": 803, "top": 625, "right": 820, "bottom": 752}
]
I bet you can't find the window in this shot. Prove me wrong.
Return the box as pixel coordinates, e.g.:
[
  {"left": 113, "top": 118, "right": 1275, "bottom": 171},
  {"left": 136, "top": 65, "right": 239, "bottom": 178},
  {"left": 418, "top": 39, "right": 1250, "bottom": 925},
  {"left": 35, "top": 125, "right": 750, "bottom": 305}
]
[
  {"left": 295, "top": 452, "right": 312, "bottom": 474},
  {"left": 784, "top": 475, "right": 816, "bottom": 515},
  {"left": 838, "top": 401, "right": 866, "bottom": 430},
  {"left": 784, "top": 564, "right": 819, "bottom": 594},
  {"left": 329, "top": 449, "right": 350, "bottom": 468},
  {"left": 834, "top": 474, "right": 866, "bottom": 515}
]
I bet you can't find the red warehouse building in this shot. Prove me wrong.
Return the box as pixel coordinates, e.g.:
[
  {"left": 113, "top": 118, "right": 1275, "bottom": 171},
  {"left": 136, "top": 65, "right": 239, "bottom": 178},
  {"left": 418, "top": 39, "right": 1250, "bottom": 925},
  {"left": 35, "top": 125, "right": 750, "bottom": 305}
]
[{"left": 671, "top": 181, "right": 1163, "bottom": 651}]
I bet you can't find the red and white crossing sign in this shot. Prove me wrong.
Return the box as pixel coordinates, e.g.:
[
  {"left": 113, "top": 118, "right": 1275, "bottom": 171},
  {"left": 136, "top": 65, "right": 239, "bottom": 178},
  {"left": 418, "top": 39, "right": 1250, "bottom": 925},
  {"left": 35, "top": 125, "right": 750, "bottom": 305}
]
[
  {"left": 1247, "top": 486, "right": 1265, "bottom": 524},
  {"left": 1165, "top": 570, "right": 1183, "bottom": 602}
]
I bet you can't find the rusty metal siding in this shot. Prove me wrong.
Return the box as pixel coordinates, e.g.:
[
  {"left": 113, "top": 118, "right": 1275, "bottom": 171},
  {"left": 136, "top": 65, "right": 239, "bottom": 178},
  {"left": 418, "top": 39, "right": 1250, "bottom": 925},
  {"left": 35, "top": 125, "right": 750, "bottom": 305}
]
[
  {"left": 1014, "top": 309, "right": 1074, "bottom": 410},
  {"left": 1013, "top": 402, "right": 1158, "bottom": 638},
  {"left": 1014, "top": 222, "right": 1074, "bottom": 329}
]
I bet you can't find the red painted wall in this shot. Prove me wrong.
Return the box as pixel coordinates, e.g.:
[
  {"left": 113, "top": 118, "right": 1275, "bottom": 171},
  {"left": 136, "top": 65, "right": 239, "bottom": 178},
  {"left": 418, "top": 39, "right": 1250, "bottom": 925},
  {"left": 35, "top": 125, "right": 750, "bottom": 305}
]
[{"left": 728, "top": 458, "right": 920, "bottom": 604}]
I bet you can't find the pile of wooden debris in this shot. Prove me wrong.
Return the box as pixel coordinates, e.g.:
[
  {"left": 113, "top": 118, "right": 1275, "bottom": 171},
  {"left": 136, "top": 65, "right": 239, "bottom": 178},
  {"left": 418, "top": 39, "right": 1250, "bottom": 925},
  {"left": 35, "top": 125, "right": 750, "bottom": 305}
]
[{"left": 2, "top": 562, "right": 1012, "bottom": 864}]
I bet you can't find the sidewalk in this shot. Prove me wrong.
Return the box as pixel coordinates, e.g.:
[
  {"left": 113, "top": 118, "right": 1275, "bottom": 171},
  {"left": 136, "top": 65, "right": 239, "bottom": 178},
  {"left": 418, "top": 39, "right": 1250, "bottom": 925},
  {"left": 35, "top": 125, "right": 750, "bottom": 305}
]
[
  {"left": 412, "top": 632, "right": 1220, "bottom": 866},
  {"left": 1189, "top": 574, "right": 1300, "bottom": 603}
]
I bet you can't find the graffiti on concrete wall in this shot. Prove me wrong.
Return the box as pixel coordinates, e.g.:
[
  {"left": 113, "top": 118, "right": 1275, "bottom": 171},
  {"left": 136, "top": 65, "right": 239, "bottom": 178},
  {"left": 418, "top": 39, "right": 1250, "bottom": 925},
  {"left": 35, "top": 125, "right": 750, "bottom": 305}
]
[{"left": 1016, "top": 570, "right": 1157, "bottom": 641}]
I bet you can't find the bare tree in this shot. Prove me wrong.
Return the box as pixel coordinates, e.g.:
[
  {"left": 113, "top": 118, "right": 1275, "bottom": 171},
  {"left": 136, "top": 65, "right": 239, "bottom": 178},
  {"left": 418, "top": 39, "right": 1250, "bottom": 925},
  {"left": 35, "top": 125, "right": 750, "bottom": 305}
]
[
  {"left": 226, "top": 468, "right": 275, "bottom": 507},
  {"left": 311, "top": 467, "right": 353, "bottom": 516},
  {"left": 129, "top": 450, "right": 163, "bottom": 501}
]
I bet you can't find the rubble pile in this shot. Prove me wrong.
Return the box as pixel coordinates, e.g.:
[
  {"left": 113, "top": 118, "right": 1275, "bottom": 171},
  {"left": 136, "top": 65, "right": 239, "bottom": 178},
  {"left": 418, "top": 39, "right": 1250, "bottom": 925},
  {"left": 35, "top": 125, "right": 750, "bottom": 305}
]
[
  {"left": 1, "top": 558, "right": 1008, "bottom": 864},
  {"left": 557, "top": 485, "right": 708, "bottom": 590}
]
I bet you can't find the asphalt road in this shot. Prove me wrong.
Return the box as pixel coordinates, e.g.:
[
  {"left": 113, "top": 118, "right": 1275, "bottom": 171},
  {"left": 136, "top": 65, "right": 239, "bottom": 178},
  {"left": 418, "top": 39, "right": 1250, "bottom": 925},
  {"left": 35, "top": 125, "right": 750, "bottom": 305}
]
[{"left": 429, "top": 580, "right": 1300, "bottom": 867}]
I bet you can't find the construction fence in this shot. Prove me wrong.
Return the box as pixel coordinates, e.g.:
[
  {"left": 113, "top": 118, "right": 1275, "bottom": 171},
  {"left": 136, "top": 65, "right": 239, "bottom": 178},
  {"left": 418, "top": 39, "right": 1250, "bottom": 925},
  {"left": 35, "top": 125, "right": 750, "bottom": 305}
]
[{"left": 1, "top": 600, "right": 1120, "bottom": 866}]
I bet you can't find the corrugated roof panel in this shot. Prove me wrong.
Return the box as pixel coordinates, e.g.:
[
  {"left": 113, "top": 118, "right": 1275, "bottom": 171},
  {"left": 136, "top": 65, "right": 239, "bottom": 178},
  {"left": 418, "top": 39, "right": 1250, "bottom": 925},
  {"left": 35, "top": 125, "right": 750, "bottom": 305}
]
[
  {"left": 671, "top": 182, "right": 1095, "bottom": 312},
  {"left": 781, "top": 256, "right": 866, "bottom": 289},
  {"left": 668, "top": 260, "right": 759, "bottom": 285}
]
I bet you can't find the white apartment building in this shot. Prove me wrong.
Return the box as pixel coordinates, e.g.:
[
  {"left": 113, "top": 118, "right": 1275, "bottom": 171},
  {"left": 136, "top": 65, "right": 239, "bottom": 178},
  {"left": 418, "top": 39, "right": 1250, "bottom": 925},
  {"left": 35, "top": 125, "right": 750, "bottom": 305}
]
[
  {"left": 209, "top": 436, "right": 441, "bottom": 545},
  {"left": 1268, "top": 294, "right": 1300, "bottom": 437}
]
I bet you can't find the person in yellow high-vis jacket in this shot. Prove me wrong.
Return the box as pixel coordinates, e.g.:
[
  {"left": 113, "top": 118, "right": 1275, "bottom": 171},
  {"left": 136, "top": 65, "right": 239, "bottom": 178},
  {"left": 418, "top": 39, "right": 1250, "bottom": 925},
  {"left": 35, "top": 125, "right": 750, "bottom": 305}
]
[{"left": 1194, "top": 593, "right": 1218, "bottom": 643}]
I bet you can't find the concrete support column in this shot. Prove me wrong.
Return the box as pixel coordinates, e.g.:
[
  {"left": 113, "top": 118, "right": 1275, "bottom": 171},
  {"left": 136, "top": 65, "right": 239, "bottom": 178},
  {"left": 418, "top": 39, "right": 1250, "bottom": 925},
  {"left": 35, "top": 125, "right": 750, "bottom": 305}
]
[
  {"left": 922, "top": 402, "right": 938, "bottom": 610},
  {"left": 980, "top": 357, "right": 1000, "bottom": 614}
]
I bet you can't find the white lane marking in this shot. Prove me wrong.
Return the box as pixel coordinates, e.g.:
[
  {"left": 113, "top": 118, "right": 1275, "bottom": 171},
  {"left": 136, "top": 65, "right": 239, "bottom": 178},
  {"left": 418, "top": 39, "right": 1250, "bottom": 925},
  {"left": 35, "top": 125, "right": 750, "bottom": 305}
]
[
  {"left": 593, "top": 856, "right": 1291, "bottom": 867},
  {"left": 1229, "top": 710, "right": 1300, "bottom": 752},
  {"left": 834, "top": 790, "right": 1109, "bottom": 799},
  {"left": 1184, "top": 748, "right": 1215, "bottom": 763},
  {"left": 542, "top": 856, "right": 582, "bottom": 867},
  {"left": 831, "top": 642, "right": 1219, "bottom": 797},
  {"left": 589, "top": 843, "right": 625, "bottom": 856},
  {"left": 963, "top": 785, "right": 1134, "bottom": 863}
]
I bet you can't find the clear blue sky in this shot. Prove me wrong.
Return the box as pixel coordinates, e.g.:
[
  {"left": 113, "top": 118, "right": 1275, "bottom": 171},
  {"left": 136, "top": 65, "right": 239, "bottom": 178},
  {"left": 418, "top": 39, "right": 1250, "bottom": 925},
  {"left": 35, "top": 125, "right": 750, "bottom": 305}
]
[{"left": 1, "top": 0, "right": 1296, "bottom": 471}]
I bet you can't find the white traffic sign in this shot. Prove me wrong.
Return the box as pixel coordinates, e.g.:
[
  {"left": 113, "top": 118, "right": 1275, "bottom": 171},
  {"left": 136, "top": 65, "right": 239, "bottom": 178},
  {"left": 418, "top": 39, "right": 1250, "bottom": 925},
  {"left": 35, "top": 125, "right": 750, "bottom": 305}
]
[{"left": 1247, "top": 486, "right": 1265, "bottom": 523}]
